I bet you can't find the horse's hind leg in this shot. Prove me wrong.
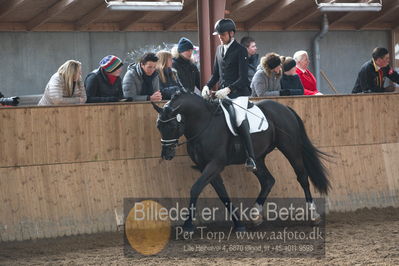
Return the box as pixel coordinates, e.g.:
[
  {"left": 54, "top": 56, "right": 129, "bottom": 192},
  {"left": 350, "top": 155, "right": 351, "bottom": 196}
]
[
  {"left": 252, "top": 157, "right": 276, "bottom": 225},
  {"left": 210, "top": 175, "right": 245, "bottom": 231}
]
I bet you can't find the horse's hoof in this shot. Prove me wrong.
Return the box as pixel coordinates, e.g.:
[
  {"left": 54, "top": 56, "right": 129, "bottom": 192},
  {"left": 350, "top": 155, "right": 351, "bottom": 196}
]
[
  {"left": 312, "top": 213, "right": 322, "bottom": 225},
  {"left": 252, "top": 215, "right": 264, "bottom": 226},
  {"left": 311, "top": 215, "right": 322, "bottom": 225},
  {"left": 235, "top": 225, "right": 246, "bottom": 232}
]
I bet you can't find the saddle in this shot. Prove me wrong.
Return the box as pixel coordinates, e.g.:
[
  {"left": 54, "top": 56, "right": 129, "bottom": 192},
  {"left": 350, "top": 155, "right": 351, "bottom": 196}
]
[{"left": 219, "top": 97, "right": 268, "bottom": 136}]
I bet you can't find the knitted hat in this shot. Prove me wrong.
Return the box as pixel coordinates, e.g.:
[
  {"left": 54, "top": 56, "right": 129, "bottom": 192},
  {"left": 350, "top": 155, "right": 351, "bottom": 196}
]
[
  {"left": 266, "top": 55, "right": 281, "bottom": 70},
  {"left": 283, "top": 57, "right": 297, "bottom": 72},
  {"left": 99, "top": 55, "right": 123, "bottom": 73},
  {"left": 177, "top": 37, "right": 194, "bottom": 53}
]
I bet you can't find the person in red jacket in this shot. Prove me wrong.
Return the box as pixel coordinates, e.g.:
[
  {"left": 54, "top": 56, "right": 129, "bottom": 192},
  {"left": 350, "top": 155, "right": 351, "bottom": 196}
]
[{"left": 293, "top": 50, "right": 323, "bottom": 95}]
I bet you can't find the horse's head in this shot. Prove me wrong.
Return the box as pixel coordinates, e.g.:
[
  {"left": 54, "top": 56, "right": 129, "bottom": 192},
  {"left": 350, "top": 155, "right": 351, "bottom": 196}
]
[{"left": 152, "top": 97, "right": 185, "bottom": 160}]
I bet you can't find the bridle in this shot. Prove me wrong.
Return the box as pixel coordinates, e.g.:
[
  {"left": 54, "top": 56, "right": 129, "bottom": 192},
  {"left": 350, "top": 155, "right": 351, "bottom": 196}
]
[
  {"left": 158, "top": 104, "right": 220, "bottom": 148},
  {"left": 158, "top": 114, "right": 183, "bottom": 147}
]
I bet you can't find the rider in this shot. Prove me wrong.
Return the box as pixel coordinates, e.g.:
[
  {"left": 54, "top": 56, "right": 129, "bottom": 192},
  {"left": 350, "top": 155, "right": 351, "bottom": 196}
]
[{"left": 202, "top": 18, "right": 256, "bottom": 172}]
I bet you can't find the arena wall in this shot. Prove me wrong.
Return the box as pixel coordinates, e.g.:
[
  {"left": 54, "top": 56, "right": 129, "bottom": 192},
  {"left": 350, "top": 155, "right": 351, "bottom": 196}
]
[{"left": 0, "top": 94, "right": 398, "bottom": 241}]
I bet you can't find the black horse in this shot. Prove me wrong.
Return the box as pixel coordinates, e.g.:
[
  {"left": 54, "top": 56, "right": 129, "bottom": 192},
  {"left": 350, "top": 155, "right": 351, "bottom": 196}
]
[{"left": 152, "top": 91, "right": 330, "bottom": 231}]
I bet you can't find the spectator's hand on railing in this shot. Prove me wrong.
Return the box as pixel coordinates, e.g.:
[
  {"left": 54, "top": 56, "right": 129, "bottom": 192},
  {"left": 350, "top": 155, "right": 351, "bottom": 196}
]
[{"left": 150, "top": 91, "right": 162, "bottom": 102}]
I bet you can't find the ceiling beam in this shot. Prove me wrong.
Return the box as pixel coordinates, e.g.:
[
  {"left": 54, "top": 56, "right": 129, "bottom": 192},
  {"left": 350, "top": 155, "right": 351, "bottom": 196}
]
[
  {"left": 244, "top": 0, "right": 296, "bottom": 30},
  {"left": 75, "top": 4, "right": 108, "bottom": 30},
  {"left": 328, "top": 12, "right": 351, "bottom": 26},
  {"left": 284, "top": 4, "right": 320, "bottom": 30},
  {"left": 0, "top": 21, "right": 395, "bottom": 32},
  {"left": 358, "top": 2, "right": 399, "bottom": 30},
  {"left": 163, "top": 1, "right": 196, "bottom": 30},
  {"left": 0, "top": 0, "right": 28, "bottom": 18},
  {"left": 328, "top": 0, "right": 366, "bottom": 26},
  {"left": 230, "top": 0, "right": 257, "bottom": 13},
  {"left": 26, "top": 0, "right": 78, "bottom": 31},
  {"left": 119, "top": 12, "right": 149, "bottom": 31}
]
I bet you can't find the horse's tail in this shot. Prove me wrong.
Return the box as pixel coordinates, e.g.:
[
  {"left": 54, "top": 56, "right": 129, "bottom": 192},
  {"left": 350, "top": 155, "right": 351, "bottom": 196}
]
[{"left": 287, "top": 107, "right": 331, "bottom": 195}]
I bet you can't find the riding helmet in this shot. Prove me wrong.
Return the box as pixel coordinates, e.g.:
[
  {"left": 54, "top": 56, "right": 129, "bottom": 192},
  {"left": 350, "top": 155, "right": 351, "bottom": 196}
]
[{"left": 212, "top": 18, "right": 236, "bottom": 35}]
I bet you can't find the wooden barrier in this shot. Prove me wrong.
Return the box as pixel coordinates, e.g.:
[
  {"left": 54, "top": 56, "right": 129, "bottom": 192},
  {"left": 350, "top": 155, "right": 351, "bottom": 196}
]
[{"left": 0, "top": 94, "right": 398, "bottom": 241}]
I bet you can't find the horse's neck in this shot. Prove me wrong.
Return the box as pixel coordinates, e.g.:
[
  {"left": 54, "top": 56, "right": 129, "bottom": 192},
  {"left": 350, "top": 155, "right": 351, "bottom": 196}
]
[{"left": 182, "top": 101, "right": 214, "bottom": 139}]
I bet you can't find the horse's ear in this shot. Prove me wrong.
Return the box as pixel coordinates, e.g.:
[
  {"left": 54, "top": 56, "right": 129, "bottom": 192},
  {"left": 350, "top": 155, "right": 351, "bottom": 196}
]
[{"left": 151, "top": 102, "right": 163, "bottom": 114}]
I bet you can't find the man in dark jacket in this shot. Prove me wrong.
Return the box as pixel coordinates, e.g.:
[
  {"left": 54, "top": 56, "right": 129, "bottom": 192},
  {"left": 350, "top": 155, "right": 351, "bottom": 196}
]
[
  {"left": 352, "top": 47, "right": 399, "bottom": 93},
  {"left": 85, "top": 55, "right": 129, "bottom": 103},
  {"left": 172, "top": 37, "right": 200, "bottom": 93},
  {"left": 202, "top": 18, "right": 256, "bottom": 171},
  {"left": 240, "top": 36, "right": 259, "bottom": 85}
]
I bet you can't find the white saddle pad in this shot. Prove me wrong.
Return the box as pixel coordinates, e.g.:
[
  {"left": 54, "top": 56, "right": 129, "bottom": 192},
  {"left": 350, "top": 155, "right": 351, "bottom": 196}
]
[{"left": 220, "top": 97, "right": 268, "bottom": 136}]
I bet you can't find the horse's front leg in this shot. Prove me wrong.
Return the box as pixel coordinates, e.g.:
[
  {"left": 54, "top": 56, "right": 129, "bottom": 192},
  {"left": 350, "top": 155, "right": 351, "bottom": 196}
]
[
  {"left": 183, "top": 160, "right": 224, "bottom": 232},
  {"left": 210, "top": 175, "right": 245, "bottom": 231}
]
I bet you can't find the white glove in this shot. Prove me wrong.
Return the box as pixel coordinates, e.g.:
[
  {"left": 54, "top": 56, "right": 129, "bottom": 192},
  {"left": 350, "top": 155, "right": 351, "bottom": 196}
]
[
  {"left": 215, "top": 87, "right": 231, "bottom": 99},
  {"left": 201, "top": 85, "right": 210, "bottom": 99},
  {"left": 315, "top": 92, "right": 323, "bottom": 95}
]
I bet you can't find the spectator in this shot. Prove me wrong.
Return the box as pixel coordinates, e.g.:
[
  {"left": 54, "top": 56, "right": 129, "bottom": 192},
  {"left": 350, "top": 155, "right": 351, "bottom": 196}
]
[
  {"left": 156, "top": 50, "right": 183, "bottom": 100},
  {"left": 0, "top": 91, "right": 19, "bottom": 106},
  {"left": 38, "top": 60, "right": 86, "bottom": 106},
  {"left": 251, "top": 52, "right": 282, "bottom": 97},
  {"left": 352, "top": 47, "right": 399, "bottom": 93},
  {"left": 85, "top": 55, "right": 128, "bottom": 103},
  {"left": 172, "top": 37, "right": 200, "bottom": 93},
  {"left": 293, "top": 50, "right": 322, "bottom": 95},
  {"left": 240, "top": 36, "right": 259, "bottom": 84},
  {"left": 123, "top": 52, "right": 162, "bottom": 102},
  {"left": 280, "top": 56, "right": 304, "bottom": 96}
]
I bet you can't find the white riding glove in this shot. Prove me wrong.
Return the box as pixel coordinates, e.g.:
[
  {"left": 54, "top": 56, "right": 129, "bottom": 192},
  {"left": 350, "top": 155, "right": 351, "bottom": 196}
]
[
  {"left": 201, "top": 85, "right": 210, "bottom": 99},
  {"left": 215, "top": 87, "right": 231, "bottom": 99}
]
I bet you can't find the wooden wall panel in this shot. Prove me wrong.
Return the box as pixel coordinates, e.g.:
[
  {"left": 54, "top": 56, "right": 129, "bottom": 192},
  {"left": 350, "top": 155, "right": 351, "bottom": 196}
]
[
  {"left": 0, "top": 94, "right": 399, "bottom": 241},
  {"left": 1, "top": 143, "right": 398, "bottom": 241},
  {"left": 0, "top": 94, "right": 398, "bottom": 168}
]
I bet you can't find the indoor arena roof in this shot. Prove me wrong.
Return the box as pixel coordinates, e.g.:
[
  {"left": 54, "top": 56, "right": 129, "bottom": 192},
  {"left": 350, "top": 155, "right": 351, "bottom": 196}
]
[{"left": 0, "top": 0, "right": 398, "bottom": 32}]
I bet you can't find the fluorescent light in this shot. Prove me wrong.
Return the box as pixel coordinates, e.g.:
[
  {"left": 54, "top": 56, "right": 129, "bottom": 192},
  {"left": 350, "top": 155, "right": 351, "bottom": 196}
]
[
  {"left": 107, "top": 1, "right": 183, "bottom": 11},
  {"left": 318, "top": 3, "right": 382, "bottom": 12}
]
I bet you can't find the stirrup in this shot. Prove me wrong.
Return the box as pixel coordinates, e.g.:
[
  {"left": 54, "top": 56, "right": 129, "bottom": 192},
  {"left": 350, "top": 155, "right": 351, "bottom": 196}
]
[{"left": 245, "top": 158, "right": 257, "bottom": 172}]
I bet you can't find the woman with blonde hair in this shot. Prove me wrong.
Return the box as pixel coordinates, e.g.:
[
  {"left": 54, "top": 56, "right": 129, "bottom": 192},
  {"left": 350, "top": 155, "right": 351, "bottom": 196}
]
[
  {"left": 38, "top": 60, "right": 87, "bottom": 105},
  {"left": 156, "top": 50, "right": 183, "bottom": 100}
]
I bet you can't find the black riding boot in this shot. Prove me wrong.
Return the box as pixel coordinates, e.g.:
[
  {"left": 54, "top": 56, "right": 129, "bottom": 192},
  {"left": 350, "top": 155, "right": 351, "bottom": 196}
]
[{"left": 238, "top": 118, "right": 257, "bottom": 172}]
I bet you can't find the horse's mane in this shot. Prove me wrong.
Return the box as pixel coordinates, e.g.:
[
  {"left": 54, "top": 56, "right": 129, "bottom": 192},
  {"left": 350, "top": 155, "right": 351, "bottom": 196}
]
[{"left": 170, "top": 90, "right": 220, "bottom": 114}]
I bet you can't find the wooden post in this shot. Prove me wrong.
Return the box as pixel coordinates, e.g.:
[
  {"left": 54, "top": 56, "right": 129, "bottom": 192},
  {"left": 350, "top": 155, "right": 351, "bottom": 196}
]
[
  {"left": 392, "top": 29, "right": 399, "bottom": 70},
  {"left": 390, "top": 29, "right": 399, "bottom": 90}
]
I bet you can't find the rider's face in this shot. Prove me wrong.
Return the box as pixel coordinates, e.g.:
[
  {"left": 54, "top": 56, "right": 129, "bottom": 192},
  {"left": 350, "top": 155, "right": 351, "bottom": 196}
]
[{"left": 218, "top": 31, "right": 233, "bottom": 45}]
